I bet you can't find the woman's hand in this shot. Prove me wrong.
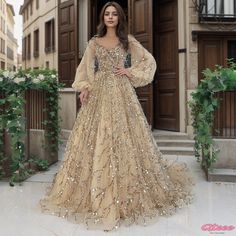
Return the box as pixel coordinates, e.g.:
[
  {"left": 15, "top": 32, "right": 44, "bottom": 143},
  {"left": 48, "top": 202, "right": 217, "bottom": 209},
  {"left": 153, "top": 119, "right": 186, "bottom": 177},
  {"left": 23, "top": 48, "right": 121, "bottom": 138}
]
[
  {"left": 79, "top": 88, "right": 90, "bottom": 106},
  {"left": 114, "top": 66, "right": 132, "bottom": 78}
]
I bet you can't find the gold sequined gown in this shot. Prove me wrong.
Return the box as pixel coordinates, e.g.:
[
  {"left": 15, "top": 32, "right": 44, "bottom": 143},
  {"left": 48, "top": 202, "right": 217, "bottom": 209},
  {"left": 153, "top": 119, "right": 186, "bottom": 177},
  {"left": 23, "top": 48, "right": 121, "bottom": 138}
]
[{"left": 40, "top": 35, "right": 193, "bottom": 230}]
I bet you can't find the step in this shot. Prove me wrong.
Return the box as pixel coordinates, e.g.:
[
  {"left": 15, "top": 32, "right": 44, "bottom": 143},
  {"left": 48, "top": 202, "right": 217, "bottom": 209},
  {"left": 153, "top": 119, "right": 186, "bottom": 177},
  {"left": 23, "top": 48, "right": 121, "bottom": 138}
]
[
  {"left": 159, "top": 146, "right": 195, "bottom": 156},
  {"left": 153, "top": 130, "right": 191, "bottom": 140},
  {"left": 207, "top": 168, "right": 236, "bottom": 183},
  {"left": 156, "top": 139, "right": 194, "bottom": 147}
]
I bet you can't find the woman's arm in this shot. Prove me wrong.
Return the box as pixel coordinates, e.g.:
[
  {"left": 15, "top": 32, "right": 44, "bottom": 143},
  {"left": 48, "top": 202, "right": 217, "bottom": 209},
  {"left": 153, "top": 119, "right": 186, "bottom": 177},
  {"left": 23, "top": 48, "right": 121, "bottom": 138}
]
[
  {"left": 126, "top": 35, "right": 157, "bottom": 88},
  {"left": 72, "top": 39, "right": 95, "bottom": 93}
]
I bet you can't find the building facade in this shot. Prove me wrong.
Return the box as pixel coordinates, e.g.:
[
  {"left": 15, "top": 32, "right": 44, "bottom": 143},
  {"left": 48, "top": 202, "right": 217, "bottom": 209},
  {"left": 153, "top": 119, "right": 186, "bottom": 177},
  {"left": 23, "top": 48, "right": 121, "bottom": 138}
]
[
  {"left": 0, "top": 0, "right": 6, "bottom": 69},
  {"left": 20, "top": 0, "right": 58, "bottom": 70},
  {"left": 19, "top": 0, "right": 236, "bottom": 139},
  {"left": 0, "top": 1, "right": 18, "bottom": 70},
  {"left": 6, "top": 3, "right": 18, "bottom": 71},
  {"left": 17, "top": 53, "right": 22, "bottom": 69}
]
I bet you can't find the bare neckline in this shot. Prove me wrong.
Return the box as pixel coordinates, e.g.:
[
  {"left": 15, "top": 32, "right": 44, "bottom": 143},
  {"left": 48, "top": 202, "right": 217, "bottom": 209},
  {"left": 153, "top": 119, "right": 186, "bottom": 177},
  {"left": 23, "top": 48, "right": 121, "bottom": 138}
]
[{"left": 94, "top": 38, "right": 121, "bottom": 51}]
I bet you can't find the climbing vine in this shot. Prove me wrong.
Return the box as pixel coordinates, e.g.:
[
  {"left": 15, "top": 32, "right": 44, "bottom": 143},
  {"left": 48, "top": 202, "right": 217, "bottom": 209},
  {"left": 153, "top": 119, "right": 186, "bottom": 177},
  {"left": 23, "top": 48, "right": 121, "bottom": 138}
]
[
  {"left": 0, "top": 69, "right": 64, "bottom": 185},
  {"left": 189, "top": 60, "right": 236, "bottom": 169}
]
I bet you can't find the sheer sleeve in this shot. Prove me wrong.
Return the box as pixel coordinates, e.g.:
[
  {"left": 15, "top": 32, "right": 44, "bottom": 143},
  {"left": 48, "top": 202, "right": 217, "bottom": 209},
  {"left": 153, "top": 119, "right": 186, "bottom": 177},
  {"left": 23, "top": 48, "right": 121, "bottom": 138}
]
[
  {"left": 72, "top": 39, "right": 95, "bottom": 92},
  {"left": 127, "top": 35, "right": 157, "bottom": 88}
]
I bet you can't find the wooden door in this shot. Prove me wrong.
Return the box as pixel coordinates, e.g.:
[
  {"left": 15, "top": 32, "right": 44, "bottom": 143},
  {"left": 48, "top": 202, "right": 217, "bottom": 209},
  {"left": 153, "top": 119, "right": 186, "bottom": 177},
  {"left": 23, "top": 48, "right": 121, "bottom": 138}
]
[
  {"left": 198, "top": 35, "right": 236, "bottom": 138},
  {"left": 129, "top": 0, "right": 154, "bottom": 126},
  {"left": 198, "top": 35, "right": 236, "bottom": 79},
  {"left": 198, "top": 36, "right": 225, "bottom": 80},
  {"left": 153, "top": 0, "right": 179, "bottom": 131},
  {"left": 58, "top": 0, "right": 78, "bottom": 87}
]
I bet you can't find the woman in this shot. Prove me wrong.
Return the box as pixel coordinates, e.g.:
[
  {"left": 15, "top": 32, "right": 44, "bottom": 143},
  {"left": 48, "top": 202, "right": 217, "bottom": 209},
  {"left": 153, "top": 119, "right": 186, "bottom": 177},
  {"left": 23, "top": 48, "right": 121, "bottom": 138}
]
[{"left": 40, "top": 1, "right": 193, "bottom": 231}]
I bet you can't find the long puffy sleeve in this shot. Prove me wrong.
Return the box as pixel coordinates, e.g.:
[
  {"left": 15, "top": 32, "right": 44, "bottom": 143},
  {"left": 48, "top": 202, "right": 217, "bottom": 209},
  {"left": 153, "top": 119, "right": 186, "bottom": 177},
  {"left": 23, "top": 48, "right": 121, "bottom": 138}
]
[
  {"left": 127, "top": 35, "right": 157, "bottom": 88},
  {"left": 72, "top": 39, "right": 95, "bottom": 92}
]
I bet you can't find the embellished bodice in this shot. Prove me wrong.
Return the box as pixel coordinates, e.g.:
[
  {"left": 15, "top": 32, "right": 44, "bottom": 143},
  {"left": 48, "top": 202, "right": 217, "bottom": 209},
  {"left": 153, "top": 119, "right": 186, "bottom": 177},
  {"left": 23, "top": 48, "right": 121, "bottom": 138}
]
[
  {"left": 72, "top": 35, "right": 157, "bottom": 92},
  {"left": 94, "top": 44, "right": 131, "bottom": 73}
]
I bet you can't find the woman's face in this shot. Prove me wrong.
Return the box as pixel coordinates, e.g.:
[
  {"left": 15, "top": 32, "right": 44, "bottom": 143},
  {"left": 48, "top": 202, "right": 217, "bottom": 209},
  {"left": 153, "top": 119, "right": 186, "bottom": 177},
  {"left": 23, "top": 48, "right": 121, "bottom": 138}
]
[{"left": 104, "top": 6, "right": 119, "bottom": 28}]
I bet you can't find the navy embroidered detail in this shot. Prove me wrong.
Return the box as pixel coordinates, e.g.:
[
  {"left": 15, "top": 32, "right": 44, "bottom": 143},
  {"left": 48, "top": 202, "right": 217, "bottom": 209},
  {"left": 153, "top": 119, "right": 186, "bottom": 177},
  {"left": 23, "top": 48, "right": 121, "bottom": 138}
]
[
  {"left": 124, "top": 53, "right": 131, "bottom": 68},
  {"left": 94, "top": 56, "right": 99, "bottom": 73}
]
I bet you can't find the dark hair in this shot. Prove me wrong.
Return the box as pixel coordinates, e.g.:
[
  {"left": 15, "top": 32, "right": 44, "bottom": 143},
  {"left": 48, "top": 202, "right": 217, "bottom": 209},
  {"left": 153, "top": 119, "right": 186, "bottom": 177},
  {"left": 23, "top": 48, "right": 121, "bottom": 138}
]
[{"left": 97, "top": 1, "right": 128, "bottom": 51}]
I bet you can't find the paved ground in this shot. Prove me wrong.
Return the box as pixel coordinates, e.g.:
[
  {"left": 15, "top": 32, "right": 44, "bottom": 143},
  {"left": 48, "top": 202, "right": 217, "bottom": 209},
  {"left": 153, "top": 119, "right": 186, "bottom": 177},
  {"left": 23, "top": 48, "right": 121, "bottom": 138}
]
[{"left": 1, "top": 148, "right": 236, "bottom": 236}]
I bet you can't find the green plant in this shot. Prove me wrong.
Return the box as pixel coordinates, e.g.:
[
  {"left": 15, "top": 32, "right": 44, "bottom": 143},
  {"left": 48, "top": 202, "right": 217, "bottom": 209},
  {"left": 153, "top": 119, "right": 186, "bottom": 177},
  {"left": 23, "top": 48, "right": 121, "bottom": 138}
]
[
  {"left": 29, "top": 157, "right": 49, "bottom": 171},
  {"left": 0, "top": 114, "right": 5, "bottom": 179},
  {"left": 189, "top": 60, "right": 236, "bottom": 169},
  {"left": 0, "top": 69, "right": 64, "bottom": 184}
]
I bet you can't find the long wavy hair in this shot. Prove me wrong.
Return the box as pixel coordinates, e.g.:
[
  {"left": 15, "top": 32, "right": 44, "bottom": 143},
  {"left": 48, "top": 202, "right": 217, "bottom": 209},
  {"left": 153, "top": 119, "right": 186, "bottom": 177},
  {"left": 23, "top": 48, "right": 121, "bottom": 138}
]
[{"left": 96, "top": 2, "right": 128, "bottom": 51}]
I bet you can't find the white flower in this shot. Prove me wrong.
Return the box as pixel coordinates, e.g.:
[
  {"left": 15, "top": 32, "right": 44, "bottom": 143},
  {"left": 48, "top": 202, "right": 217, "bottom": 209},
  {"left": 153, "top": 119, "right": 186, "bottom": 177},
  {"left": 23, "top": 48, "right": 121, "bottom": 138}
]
[
  {"left": 9, "top": 71, "right": 16, "bottom": 79},
  {"left": 33, "top": 78, "right": 40, "bottom": 84},
  {"left": 3, "top": 71, "right": 9, "bottom": 78},
  {"left": 51, "top": 74, "right": 56, "bottom": 79},
  {"left": 0, "top": 77, "right": 3, "bottom": 82},
  {"left": 37, "top": 74, "right": 45, "bottom": 80},
  {"left": 2, "top": 71, "right": 16, "bottom": 79},
  {"left": 14, "top": 77, "right": 25, "bottom": 84}
]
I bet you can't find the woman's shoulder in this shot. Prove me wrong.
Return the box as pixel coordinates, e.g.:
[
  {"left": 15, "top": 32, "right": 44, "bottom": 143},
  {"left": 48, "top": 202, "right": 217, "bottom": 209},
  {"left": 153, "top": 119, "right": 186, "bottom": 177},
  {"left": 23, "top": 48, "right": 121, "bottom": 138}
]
[
  {"left": 85, "top": 36, "right": 98, "bottom": 49},
  {"left": 128, "top": 34, "right": 141, "bottom": 45},
  {"left": 88, "top": 35, "right": 98, "bottom": 44},
  {"left": 88, "top": 35, "right": 104, "bottom": 47},
  {"left": 128, "top": 34, "right": 143, "bottom": 50},
  {"left": 128, "top": 34, "right": 135, "bottom": 40}
]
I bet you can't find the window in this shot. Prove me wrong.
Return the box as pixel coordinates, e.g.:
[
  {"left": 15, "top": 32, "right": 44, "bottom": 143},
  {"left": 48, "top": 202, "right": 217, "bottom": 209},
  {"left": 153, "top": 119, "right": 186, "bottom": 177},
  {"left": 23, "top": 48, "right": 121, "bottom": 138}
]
[
  {"left": 30, "top": 2, "right": 33, "bottom": 15},
  {"left": 34, "top": 29, "right": 39, "bottom": 57},
  {"left": 0, "top": 38, "right": 5, "bottom": 54},
  {"left": 1, "top": 17, "right": 2, "bottom": 32},
  {"left": 22, "top": 37, "right": 26, "bottom": 60},
  {"left": 228, "top": 40, "right": 236, "bottom": 63},
  {"left": 7, "top": 47, "right": 14, "bottom": 60},
  {"left": 45, "top": 19, "right": 55, "bottom": 53},
  {"left": 36, "top": 0, "right": 39, "bottom": 9},
  {"left": 1, "top": 17, "right": 5, "bottom": 33},
  {"left": 1, "top": 61, "right": 5, "bottom": 69},
  {"left": 27, "top": 34, "right": 31, "bottom": 60},
  {"left": 200, "top": 0, "right": 236, "bottom": 20},
  {"left": 23, "top": 12, "right": 25, "bottom": 23},
  {"left": 26, "top": 7, "right": 28, "bottom": 21}
]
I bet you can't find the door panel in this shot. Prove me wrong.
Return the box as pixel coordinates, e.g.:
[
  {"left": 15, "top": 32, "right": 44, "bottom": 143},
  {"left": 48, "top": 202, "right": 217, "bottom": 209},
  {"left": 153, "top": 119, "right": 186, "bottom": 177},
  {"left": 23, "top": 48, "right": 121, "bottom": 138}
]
[
  {"left": 198, "top": 35, "right": 236, "bottom": 80},
  {"left": 153, "top": 0, "right": 179, "bottom": 131},
  {"left": 198, "top": 37, "right": 223, "bottom": 81},
  {"left": 58, "top": 0, "right": 78, "bottom": 87},
  {"left": 129, "top": 0, "right": 153, "bottom": 126}
]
